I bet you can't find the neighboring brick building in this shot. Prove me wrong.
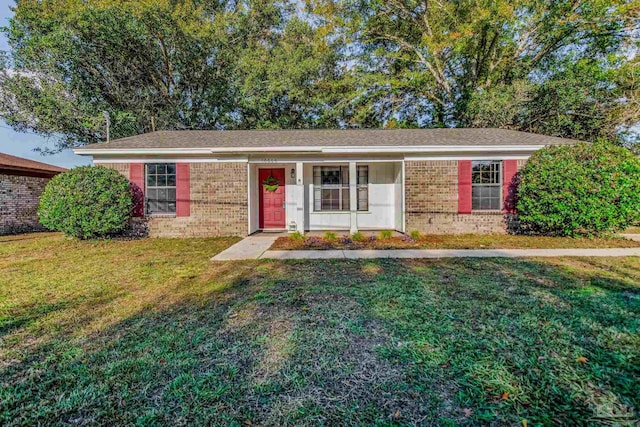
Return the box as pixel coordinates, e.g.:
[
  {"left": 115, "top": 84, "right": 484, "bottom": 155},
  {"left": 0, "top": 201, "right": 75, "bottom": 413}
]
[
  {"left": 0, "top": 153, "right": 67, "bottom": 235},
  {"left": 74, "top": 129, "right": 578, "bottom": 238}
]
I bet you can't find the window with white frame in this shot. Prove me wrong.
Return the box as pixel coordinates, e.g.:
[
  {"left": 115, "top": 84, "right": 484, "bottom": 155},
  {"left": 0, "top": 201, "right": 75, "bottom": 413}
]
[
  {"left": 313, "top": 166, "right": 369, "bottom": 211},
  {"left": 357, "top": 165, "right": 369, "bottom": 211},
  {"left": 472, "top": 161, "right": 501, "bottom": 210},
  {"left": 146, "top": 163, "right": 176, "bottom": 214}
]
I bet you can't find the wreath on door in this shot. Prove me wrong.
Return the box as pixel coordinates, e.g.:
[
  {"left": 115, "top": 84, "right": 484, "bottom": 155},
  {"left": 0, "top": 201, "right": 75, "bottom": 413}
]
[{"left": 262, "top": 175, "right": 280, "bottom": 192}]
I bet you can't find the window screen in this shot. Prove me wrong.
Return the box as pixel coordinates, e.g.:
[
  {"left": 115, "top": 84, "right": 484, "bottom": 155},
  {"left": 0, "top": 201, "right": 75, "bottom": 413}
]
[
  {"left": 471, "top": 161, "right": 501, "bottom": 210},
  {"left": 145, "top": 163, "right": 176, "bottom": 214},
  {"left": 312, "top": 165, "right": 369, "bottom": 211},
  {"left": 313, "top": 166, "right": 349, "bottom": 211}
]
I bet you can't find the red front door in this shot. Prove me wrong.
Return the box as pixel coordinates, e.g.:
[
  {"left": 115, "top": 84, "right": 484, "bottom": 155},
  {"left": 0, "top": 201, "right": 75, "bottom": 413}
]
[{"left": 259, "top": 168, "right": 286, "bottom": 229}]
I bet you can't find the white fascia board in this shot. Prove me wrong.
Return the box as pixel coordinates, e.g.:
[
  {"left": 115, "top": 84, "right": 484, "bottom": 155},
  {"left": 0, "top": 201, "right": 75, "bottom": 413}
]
[
  {"left": 404, "top": 155, "right": 530, "bottom": 161},
  {"left": 248, "top": 157, "right": 403, "bottom": 164},
  {"left": 321, "top": 145, "right": 545, "bottom": 154},
  {"left": 93, "top": 157, "right": 248, "bottom": 164},
  {"left": 74, "top": 146, "right": 324, "bottom": 156},
  {"left": 75, "top": 148, "right": 213, "bottom": 155}
]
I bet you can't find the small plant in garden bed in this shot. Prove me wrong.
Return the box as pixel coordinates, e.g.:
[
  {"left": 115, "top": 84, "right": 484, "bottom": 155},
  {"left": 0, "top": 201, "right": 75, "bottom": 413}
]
[
  {"left": 401, "top": 234, "right": 415, "bottom": 243},
  {"left": 289, "top": 231, "right": 305, "bottom": 242},
  {"left": 379, "top": 230, "right": 393, "bottom": 240},
  {"left": 351, "top": 231, "right": 365, "bottom": 242},
  {"left": 324, "top": 231, "right": 337, "bottom": 241},
  {"left": 410, "top": 230, "right": 421, "bottom": 240}
]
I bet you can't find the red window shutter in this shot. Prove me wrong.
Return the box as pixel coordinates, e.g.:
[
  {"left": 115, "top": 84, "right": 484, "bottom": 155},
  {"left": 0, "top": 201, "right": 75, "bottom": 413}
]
[
  {"left": 176, "top": 163, "right": 190, "bottom": 217},
  {"left": 503, "top": 159, "right": 518, "bottom": 213},
  {"left": 129, "top": 163, "right": 145, "bottom": 217},
  {"left": 458, "top": 160, "right": 472, "bottom": 214}
]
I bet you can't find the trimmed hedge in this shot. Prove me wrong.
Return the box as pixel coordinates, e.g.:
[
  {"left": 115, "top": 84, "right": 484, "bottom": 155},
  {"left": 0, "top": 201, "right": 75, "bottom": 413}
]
[
  {"left": 516, "top": 143, "right": 640, "bottom": 236},
  {"left": 38, "top": 166, "right": 133, "bottom": 239}
]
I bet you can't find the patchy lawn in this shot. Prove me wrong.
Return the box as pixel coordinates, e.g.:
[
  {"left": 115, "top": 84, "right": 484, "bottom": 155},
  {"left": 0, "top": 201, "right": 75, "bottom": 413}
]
[
  {"left": 271, "top": 233, "right": 640, "bottom": 250},
  {"left": 1, "top": 233, "right": 639, "bottom": 426}
]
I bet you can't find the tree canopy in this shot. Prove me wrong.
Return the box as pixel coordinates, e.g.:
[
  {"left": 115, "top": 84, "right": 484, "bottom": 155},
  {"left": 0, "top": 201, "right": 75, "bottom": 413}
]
[{"left": 1, "top": 0, "right": 638, "bottom": 150}]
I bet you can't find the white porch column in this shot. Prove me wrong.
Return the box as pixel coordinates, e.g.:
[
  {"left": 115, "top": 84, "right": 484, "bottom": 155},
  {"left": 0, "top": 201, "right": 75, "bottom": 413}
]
[
  {"left": 349, "top": 161, "right": 358, "bottom": 233},
  {"left": 294, "top": 162, "right": 305, "bottom": 233}
]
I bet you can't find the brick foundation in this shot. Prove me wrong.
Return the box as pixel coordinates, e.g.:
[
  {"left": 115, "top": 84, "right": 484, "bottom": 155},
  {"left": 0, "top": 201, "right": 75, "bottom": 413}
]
[
  {"left": 405, "top": 160, "right": 525, "bottom": 234},
  {"left": 0, "top": 173, "right": 50, "bottom": 235},
  {"left": 101, "top": 162, "right": 248, "bottom": 238}
]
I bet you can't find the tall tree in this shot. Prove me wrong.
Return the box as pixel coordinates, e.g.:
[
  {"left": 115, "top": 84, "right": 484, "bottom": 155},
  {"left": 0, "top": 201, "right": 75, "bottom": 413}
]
[
  {"left": 0, "top": 0, "right": 343, "bottom": 150},
  {"left": 234, "top": 17, "right": 343, "bottom": 129},
  {"left": 309, "top": 0, "right": 639, "bottom": 142}
]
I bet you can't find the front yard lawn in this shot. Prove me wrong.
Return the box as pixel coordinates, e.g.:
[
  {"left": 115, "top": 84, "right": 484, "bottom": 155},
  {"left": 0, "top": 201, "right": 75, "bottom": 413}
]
[
  {"left": 1, "top": 233, "right": 638, "bottom": 425},
  {"left": 271, "top": 232, "right": 640, "bottom": 250}
]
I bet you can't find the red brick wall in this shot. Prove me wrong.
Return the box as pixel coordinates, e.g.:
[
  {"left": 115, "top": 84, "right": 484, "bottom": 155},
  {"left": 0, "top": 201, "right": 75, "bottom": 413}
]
[
  {"left": 405, "top": 160, "right": 525, "bottom": 234},
  {"left": 101, "top": 159, "right": 527, "bottom": 237},
  {"left": 0, "top": 173, "right": 51, "bottom": 235},
  {"left": 100, "top": 162, "right": 248, "bottom": 238}
]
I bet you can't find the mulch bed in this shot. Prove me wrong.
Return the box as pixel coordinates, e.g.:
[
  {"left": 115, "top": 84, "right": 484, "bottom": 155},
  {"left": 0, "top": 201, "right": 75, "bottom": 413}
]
[{"left": 270, "top": 233, "right": 640, "bottom": 250}]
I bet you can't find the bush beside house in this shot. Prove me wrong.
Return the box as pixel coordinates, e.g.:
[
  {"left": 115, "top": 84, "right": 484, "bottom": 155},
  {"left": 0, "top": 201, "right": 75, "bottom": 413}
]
[
  {"left": 517, "top": 143, "right": 640, "bottom": 236},
  {"left": 38, "top": 166, "right": 133, "bottom": 239}
]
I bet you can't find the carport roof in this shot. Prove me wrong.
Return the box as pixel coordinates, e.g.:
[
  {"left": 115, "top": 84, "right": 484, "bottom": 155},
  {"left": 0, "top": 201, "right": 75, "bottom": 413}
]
[{"left": 0, "top": 153, "right": 67, "bottom": 176}]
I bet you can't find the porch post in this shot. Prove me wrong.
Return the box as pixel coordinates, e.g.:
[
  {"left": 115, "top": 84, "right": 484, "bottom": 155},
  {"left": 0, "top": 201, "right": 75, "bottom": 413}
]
[
  {"left": 295, "top": 162, "right": 305, "bottom": 234},
  {"left": 349, "top": 161, "right": 358, "bottom": 233}
]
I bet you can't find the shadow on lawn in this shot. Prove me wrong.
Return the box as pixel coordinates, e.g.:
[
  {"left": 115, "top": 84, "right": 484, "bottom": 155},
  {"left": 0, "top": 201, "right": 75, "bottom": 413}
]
[{"left": 1, "top": 258, "right": 638, "bottom": 426}]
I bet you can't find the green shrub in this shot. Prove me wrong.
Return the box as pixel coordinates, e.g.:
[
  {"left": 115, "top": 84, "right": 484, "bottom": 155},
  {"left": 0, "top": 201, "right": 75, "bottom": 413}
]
[
  {"left": 289, "top": 231, "right": 305, "bottom": 241},
  {"left": 409, "top": 230, "right": 421, "bottom": 240},
  {"left": 351, "top": 231, "right": 365, "bottom": 242},
  {"left": 38, "top": 166, "right": 133, "bottom": 239},
  {"left": 378, "top": 230, "right": 393, "bottom": 240},
  {"left": 323, "top": 231, "right": 337, "bottom": 241},
  {"left": 517, "top": 143, "right": 640, "bottom": 236}
]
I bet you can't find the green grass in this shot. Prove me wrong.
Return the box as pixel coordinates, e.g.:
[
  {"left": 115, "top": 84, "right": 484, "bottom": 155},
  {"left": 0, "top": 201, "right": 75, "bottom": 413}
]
[{"left": 1, "top": 233, "right": 639, "bottom": 425}]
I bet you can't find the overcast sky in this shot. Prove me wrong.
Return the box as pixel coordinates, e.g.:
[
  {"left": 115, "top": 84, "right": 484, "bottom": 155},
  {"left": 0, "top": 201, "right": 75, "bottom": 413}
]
[{"left": 0, "top": 1, "right": 90, "bottom": 168}]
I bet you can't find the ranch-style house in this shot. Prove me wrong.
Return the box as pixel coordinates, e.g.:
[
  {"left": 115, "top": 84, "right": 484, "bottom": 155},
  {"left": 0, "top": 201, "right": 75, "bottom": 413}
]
[{"left": 74, "top": 129, "right": 576, "bottom": 238}]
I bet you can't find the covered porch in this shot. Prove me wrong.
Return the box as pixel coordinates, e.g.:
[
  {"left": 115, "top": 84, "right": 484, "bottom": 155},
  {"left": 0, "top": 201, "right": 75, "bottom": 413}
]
[{"left": 247, "top": 160, "right": 404, "bottom": 235}]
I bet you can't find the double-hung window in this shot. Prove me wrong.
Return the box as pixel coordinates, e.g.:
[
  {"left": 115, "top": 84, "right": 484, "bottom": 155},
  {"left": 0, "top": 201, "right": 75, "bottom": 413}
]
[
  {"left": 313, "top": 165, "right": 369, "bottom": 211},
  {"left": 356, "top": 165, "right": 369, "bottom": 211},
  {"left": 146, "top": 163, "right": 176, "bottom": 214},
  {"left": 313, "top": 166, "right": 349, "bottom": 211},
  {"left": 471, "top": 161, "right": 501, "bottom": 210}
]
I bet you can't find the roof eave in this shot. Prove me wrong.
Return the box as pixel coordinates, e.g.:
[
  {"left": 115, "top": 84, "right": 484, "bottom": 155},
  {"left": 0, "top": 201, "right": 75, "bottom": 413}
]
[
  {"left": 74, "top": 146, "right": 325, "bottom": 155},
  {"left": 0, "top": 165, "right": 64, "bottom": 177},
  {"left": 74, "top": 145, "right": 549, "bottom": 156},
  {"left": 321, "top": 145, "right": 547, "bottom": 153}
]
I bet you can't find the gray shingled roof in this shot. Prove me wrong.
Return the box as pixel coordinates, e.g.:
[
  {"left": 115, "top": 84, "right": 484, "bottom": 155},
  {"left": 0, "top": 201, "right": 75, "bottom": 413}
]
[{"left": 75, "top": 128, "right": 579, "bottom": 151}]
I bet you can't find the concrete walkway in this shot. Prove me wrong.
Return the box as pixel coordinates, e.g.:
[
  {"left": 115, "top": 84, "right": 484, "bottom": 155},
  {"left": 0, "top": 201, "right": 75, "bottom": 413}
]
[
  {"left": 260, "top": 248, "right": 640, "bottom": 260},
  {"left": 211, "top": 233, "right": 282, "bottom": 261}
]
